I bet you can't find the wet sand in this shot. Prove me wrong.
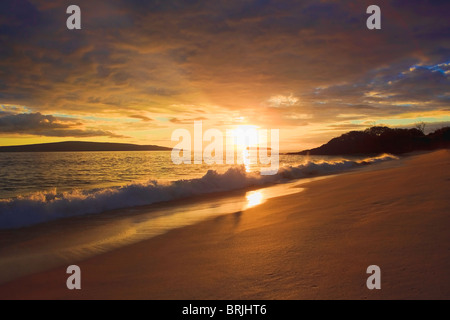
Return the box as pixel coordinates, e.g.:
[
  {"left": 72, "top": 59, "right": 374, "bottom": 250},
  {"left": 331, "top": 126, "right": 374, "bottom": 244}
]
[{"left": 0, "top": 150, "right": 449, "bottom": 299}]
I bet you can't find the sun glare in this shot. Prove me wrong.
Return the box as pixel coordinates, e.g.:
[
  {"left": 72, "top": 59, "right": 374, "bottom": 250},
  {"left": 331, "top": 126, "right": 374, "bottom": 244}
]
[
  {"left": 229, "top": 125, "right": 260, "bottom": 172},
  {"left": 245, "top": 190, "right": 264, "bottom": 209},
  {"left": 231, "top": 125, "right": 259, "bottom": 147}
]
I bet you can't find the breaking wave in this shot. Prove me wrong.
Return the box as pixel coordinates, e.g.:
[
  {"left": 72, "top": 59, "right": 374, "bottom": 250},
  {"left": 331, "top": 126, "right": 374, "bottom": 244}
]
[{"left": 0, "top": 154, "right": 397, "bottom": 229}]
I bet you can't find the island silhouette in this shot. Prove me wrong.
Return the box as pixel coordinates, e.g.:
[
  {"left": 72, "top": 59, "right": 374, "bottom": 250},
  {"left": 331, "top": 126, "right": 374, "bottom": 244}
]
[
  {"left": 0, "top": 141, "right": 171, "bottom": 152},
  {"left": 1, "top": 126, "right": 449, "bottom": 155},
  {"left": 291, "top": 126, "right": 450, "bottom": 155}
]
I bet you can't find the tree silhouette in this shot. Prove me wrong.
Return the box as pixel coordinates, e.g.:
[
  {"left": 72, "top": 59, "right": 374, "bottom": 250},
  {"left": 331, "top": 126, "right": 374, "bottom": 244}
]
[{"left": 415, "top": 122, "right": 426, "bottom": 134}]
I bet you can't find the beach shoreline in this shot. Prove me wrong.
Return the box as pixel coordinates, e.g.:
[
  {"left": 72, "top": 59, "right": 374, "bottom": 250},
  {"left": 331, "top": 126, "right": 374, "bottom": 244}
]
[
  {"left": 0, "top": 176, "right": 317, "bottom": 285},
  {"left": 0, "top": 149, "right": 449, "bottom": 299}
]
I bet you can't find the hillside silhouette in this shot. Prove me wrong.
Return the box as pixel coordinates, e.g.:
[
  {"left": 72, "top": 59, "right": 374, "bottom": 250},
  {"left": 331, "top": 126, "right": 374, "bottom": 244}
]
[
  {"left": 0, "top": 141, "right": 171, "bottom": 152},
  {"left": 292, "top": 126, "right": 450, "bottom": 155}
]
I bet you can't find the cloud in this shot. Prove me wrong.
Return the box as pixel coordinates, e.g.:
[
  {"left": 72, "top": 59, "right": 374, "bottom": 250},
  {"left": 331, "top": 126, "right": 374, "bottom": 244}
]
[
  {"left": 313, "top": 61, "right": 450, "bottom": 114},
  {"left": 129, "top": 114, "right": 153, "bottom": 122},
  {"left": 267, "top": 95, "right": 299, "bottom": 107},
  {"left": 1, "top": 0, "right": 448, "bottom": 112},
  {"left": 0, "top": 112, "right": 124, "bottom": 138},
  {"left": 169, "top": 116, "right": 208, "bottom": 124},
  {"left": 0, "top": 0, "right": 449, "bottom": 148}
]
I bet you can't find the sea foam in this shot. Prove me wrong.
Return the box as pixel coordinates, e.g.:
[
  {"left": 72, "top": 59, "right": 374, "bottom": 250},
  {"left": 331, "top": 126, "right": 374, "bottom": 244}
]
[{"left": 0, "top": 154, "right": 397, "bottom": 229}]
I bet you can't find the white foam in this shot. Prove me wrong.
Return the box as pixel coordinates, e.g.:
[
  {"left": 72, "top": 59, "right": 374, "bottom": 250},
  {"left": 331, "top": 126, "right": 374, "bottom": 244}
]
[{"left": 0, "top": 154, "right": 397, "bottom": 229}]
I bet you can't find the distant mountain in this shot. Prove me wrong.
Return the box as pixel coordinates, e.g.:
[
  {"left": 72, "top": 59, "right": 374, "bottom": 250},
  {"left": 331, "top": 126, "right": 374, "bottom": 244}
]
[
  {"left": 0, "top": 141, "right": 172, "bottom": 152},
  {"left": 290, "top": 126, "right": 450, "bottom": 155}
]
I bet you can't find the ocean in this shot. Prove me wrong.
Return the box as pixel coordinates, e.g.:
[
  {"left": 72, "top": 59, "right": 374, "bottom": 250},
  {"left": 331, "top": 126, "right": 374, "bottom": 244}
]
[{"left": 0, "top": 151, "right": 397, "bottom": 229}]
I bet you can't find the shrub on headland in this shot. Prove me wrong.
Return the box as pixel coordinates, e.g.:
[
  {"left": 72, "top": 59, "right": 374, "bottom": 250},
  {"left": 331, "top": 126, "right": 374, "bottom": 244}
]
[{"left": 293, "top": 126, "right": 450, "bottom": 155}]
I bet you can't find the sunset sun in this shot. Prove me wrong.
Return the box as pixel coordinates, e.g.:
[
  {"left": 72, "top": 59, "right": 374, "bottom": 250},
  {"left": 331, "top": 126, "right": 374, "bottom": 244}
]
[{"left": 0, "top": 0, "right": 449, "bottom": 302}]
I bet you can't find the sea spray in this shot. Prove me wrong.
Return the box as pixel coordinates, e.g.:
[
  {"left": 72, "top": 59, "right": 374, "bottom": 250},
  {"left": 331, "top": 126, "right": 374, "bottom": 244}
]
[{"left": 0, "top": 154, "right": 397, "bottom": 229}]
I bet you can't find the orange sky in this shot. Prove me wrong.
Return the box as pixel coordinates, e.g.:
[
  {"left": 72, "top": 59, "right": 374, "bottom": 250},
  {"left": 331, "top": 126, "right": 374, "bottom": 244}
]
[{"left": 0, "top": 0, "right": 449, "bottom": 151}]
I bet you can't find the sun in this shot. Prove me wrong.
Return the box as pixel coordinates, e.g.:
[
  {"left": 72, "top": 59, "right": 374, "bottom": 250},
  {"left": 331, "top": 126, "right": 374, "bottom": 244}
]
[
  {"left": 230, "top": 125, "right": 260, "bottom": 147},
  {"left": 227, "top": 125, "right": 260, "bottom": 172}
]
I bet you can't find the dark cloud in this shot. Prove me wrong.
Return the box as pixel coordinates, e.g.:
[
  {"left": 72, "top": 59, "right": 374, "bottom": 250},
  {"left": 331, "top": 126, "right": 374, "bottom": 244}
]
[
  {"left": 170, "top": 116, "right": 207, "bottom": 124},
  {"left": 0, "top": 112, "right": 124, "bottom": 138},
  {"left": 129, "top": 114, "right": 153, "bottom": 122},
  {"left": 0, "top": 0, "right": 448, "bottom": 144},
  {"left": 313, "top": 61, "right": 450, "bottom": 116}
]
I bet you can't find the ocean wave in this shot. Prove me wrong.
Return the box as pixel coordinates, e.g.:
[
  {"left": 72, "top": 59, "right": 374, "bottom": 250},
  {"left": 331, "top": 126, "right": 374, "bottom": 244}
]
[{"left": 0, "top": 154, "right": 397, "bottom": 229}]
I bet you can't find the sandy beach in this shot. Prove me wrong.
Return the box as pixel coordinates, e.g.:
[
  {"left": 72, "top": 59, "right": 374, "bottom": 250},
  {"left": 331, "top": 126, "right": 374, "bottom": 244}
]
[{"left": 0, "top": 149, "right": 449, "bottom": 300}]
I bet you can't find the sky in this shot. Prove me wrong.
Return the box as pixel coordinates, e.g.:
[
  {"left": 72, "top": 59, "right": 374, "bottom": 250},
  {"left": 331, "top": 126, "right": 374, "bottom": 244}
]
[{"left": 0, "top": 0, "right": 449, "bottom": 151}]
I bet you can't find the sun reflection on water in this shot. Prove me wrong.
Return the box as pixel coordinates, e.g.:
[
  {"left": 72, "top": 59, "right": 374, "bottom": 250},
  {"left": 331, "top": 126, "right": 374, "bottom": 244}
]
[
  {"left": 243, "top": 148, "right": 251, "bottom": 172},
  {"left": 245, "top": 190, "right": 264, "bottom": 209}
]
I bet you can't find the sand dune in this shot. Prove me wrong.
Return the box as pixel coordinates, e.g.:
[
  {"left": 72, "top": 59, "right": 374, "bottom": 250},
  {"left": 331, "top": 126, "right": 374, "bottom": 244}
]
[{"left": 0, "top": 150, "right": 449, "bottom": 299}]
